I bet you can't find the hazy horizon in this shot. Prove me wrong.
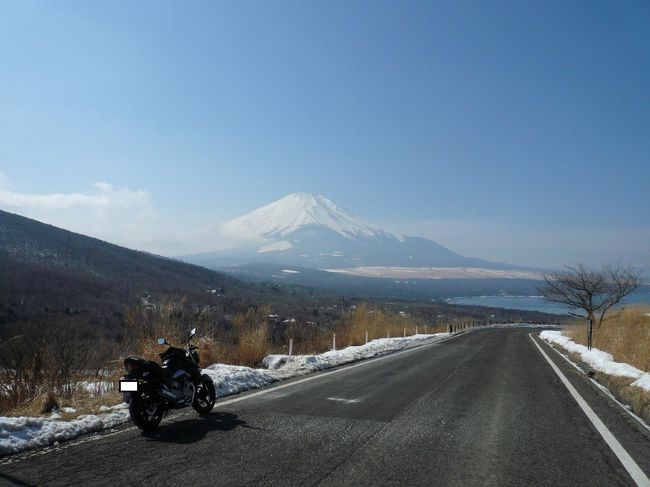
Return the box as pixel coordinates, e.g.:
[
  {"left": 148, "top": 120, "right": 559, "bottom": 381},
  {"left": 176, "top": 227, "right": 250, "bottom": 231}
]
[{"left": 1, "top": 1, "right": 649, "bottom": 268}]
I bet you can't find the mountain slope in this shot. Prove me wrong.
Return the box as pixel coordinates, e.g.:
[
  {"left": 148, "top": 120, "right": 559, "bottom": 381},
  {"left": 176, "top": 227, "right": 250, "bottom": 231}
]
[
  {"left": 0, "top": 209, "right": 281, "bottom": 330},
  {"left": 183, "top": 193, "right": 514, "bottom": 271}
]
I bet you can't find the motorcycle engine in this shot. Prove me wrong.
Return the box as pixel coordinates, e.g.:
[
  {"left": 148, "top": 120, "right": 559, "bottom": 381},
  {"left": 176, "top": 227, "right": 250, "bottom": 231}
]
[{"left": 172, "top": 377, "right": 195, "bottom": 405}]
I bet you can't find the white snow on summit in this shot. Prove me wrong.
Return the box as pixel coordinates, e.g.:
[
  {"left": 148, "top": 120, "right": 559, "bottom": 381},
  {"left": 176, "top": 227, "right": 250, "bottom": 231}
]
[{"left": 222, "top": 193, "right": 403, "bottom": 241}]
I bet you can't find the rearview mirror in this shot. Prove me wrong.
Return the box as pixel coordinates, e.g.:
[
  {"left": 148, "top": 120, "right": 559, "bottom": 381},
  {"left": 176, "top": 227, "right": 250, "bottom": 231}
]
[{"left": 157, "top": 338, "right": 166, "bottom": 345}]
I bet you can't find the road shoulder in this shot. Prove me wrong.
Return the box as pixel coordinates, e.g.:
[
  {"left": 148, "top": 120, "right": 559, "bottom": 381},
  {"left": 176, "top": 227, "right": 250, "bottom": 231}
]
[{"left": 530, "top": 332, "right": 650, "bottom": 484}]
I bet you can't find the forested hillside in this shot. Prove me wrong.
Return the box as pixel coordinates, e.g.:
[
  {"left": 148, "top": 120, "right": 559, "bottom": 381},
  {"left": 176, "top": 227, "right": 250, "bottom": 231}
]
[{"left": 0, "top": 210, "right": 307, "bottom": 334}]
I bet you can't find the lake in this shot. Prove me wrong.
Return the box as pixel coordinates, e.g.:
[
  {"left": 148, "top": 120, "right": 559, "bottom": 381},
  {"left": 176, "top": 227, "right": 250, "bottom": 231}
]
[{"left": 446, "top": 292, "right": 650, "bottom": 315}]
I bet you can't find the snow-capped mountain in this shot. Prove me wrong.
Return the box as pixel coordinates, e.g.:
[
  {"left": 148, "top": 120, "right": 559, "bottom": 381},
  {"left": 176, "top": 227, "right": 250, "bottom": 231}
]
[
  {"left": 220, "top": 193, "right": 403, "bottom": 255},
  {"left": 223, "top": 192, "right": 402, "bottom": 241},
  {"left": 182, "top": 193, "right": 515, "bottom": 272}
]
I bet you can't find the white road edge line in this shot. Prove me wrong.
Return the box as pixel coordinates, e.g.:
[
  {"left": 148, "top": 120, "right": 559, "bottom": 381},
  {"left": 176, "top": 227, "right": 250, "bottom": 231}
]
[
  {"left": 1, "top": 330, "right": 471, "bottom": 465},
  {"left": 540, "top": 334, "right": 650, "bottom": 434},
  {"left": 529, "top": 333, "right": 650, "bottom": 487}
]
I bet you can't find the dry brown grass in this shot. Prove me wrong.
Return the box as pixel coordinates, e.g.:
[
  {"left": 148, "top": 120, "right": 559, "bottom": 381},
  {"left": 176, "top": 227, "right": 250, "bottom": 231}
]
[
  {"left": 8, "top": 389, "right": 124, "bottom": 418},
  {"left": 123, "top": 300, "right": 275, "bottom": 367},
  {"left": 231, "top": 306, "right": 271, "bottom": 366},
  {"left": 123, "top": 298, "right": 223, "bottom": 367},
  {"left": 293, "top": 335, "right": 332, "bottom": 356},
  {"left": 0, "top": 319, "right": 119, "bottom": 415},
  {"left": 335, "top": 303, "right": 436, "bottom": 348},
  {"left": 565, "top": 306, "right": 650, "bottom": 372},
  {"left": 3, "top": 364, "right": 123, "bottom": 418}
]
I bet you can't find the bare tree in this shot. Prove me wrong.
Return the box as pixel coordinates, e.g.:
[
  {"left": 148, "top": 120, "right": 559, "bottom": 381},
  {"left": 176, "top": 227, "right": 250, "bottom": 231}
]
[{"left": 540, "top": 264, "right": 641, "bottom": 350}]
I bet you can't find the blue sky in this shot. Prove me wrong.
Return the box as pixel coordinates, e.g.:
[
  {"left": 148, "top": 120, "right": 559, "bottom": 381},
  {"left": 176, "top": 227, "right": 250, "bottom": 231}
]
[{"left": 1, "top": 0, "right": 649, "bottom": 267}]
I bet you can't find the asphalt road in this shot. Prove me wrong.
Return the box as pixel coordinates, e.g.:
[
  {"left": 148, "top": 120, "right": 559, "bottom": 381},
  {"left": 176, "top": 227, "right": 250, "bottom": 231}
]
[{"left": 2, "top": 328, "right": 650, "bottom": 486}]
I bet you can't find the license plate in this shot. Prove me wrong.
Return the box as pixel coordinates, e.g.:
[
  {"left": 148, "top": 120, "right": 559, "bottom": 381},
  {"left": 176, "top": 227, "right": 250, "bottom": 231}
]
[{"left": 119, "top": 380, "right": 138, "bottom": 392}]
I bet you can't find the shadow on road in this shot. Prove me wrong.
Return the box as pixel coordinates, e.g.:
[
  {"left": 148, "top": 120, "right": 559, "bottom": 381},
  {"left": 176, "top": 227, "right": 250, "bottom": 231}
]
[
  {"left": 0, "top": 472, "right": 37, "bottom": 486},
  {"left": 141, "top": 412, "right": 258, "bottom": 444}
]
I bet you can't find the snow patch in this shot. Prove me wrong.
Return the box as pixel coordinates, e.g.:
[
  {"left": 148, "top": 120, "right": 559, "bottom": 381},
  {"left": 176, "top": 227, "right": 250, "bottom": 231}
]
[
  {"left": 201, "top": 363, "right": 279, "bottom": 397},
  {"left": 0, "top": 409, "right": 130, "bottom": 456},
  {"left": 260, "top": 334, "right": 448, "bottom": 377},
  {"left": 257, "top": 240, "right": 293, "bottom": 253},
  {"left": 632, "top": 375, "right": 650, "bottom": 390},
  {"left": 540, "top": 330, "right": 650, "bottom": 391}
]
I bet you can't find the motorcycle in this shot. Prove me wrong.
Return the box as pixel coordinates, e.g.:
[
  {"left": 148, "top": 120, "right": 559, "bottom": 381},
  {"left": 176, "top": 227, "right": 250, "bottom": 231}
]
[{"left": 119, "top": 327, "right": 216, "bottom": 431}]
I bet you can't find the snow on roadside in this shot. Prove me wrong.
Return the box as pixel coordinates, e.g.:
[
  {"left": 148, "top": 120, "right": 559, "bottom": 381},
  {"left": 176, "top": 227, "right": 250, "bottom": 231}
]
[
  {"left": 266, "top": 334, "right": 445, "bottom": 372},
  {"left": 0, "top": 405, "right": 129, "bottom": 456},
  {"left": 1, "top": 332, "right": 448, "bottom": 456},
  {"left": 204, "top": 333, "right": 448, "bottom": 396},
  {"left": 202, "top": 363, "right": 279, "bottom": 397},
  {"left": 540, "top": 330, "right": 650, "bottom": 391}
]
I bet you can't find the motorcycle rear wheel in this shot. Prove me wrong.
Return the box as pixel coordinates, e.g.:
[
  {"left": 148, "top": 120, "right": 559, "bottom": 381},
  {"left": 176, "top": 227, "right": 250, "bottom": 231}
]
[{"left": 129, "top": 396, "right": 163, "bottom": 431}]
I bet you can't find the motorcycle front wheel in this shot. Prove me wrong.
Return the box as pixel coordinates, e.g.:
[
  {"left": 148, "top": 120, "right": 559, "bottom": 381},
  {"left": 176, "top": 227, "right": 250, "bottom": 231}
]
[
  {"left": 129, "top": 395, "right": 163, "bottom": 431},
  {"left": 193, "top": 375, "right": 216, "bottom": 415}
]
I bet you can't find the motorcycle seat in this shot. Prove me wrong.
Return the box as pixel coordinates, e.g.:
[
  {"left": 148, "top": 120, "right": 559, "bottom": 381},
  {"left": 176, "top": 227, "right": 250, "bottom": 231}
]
[{"left": 124, "top": 355, "right": 169, "bottom": 379}]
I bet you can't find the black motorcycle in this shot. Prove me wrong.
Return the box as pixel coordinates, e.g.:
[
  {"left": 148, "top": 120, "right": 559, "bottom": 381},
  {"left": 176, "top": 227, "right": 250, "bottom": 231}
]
[{"left": 119, "top": 328, "right": 216, "bottom": 431}]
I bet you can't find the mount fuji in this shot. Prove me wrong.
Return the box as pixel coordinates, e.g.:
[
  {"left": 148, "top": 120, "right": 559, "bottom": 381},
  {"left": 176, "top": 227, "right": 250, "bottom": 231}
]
[{"left": 182, "top": 193, "right": 528, "bottom": 277}]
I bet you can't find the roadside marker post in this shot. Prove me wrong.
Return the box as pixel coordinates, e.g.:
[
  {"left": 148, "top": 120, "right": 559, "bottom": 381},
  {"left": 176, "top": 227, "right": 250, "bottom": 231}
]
[
  {"left": 403, "top": 328, "right": 406, "bottom": 338},
  {"left": 332, "top": 333, "right": 336, "bottom": 351},
  {"left": 289, "top": 338, "right": 293, "bottom": 357},
  {"left": 365, "top": 330, "right": 369, "bottom": 344}
]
